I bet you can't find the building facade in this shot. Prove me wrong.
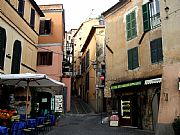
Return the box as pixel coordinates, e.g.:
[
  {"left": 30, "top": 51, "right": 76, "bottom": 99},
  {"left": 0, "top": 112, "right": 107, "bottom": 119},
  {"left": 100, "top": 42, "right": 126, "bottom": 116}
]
[
  {"left": 103, "top": 0, "right": 162, "bottom": 131},
  {"left": 80, "top": 25, "right": 105, "bottom": 112},
  {"left": 36, "top": 4, "right": 69, "bottom": 113},
  {"left": 156, "top": 0, "right": 180, "bottom": 135},
  {"left": 0, "top": 0, "right": 44, "bottom": 114}
]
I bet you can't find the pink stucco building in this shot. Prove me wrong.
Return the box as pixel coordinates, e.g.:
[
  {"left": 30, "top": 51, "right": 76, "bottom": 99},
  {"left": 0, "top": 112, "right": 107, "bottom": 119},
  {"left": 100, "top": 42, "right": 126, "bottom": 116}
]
[{"left": 36, "top": 4, "right": 71, "bottom": 113}]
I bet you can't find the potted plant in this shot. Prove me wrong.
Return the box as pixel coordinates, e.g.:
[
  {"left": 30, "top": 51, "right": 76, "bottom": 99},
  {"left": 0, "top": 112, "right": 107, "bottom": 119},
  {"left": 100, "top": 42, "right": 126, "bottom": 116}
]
[{"left": 172, "top": 116, "right": 180, "bottom": 135}]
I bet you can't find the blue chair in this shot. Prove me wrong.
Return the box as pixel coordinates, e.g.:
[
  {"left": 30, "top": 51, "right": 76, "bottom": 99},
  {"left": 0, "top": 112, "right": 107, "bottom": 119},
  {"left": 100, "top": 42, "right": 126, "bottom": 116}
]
[
  {"left": 20, "top": 114, "right": 26, "bottom": 121},
  {"left": 0, "top": 126, "right": 8, "bottom": 135},
  {"left": 10, "top": 121, "right": 19, "bottom": 135}
]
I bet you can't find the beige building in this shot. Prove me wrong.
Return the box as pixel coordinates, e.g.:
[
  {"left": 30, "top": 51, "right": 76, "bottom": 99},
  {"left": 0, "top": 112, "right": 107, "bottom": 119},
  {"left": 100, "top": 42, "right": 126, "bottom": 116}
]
[
  {"left": 156, "top": 0, "right": 180, "bottom": 135},
  {"left": 0, "top": 0, "right": 44, "bottom": 114},
  {"left": 72, "top": 19, "right": 99, "bottom": 96},
  {"left": 103, "top": 0, "right": 162, "bottom": 131},
  {"left": 80, "top": 25, "right": 105, "bottom": 112}
]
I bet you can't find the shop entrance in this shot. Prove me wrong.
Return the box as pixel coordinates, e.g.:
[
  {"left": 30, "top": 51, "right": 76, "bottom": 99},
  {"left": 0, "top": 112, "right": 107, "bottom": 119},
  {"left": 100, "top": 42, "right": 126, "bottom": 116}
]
[
  {"left": 37, "top": 92, "right": 52, "bottom": 116},
  {"left": 119, "top": 94, "right": 139, "bottom": 127}
]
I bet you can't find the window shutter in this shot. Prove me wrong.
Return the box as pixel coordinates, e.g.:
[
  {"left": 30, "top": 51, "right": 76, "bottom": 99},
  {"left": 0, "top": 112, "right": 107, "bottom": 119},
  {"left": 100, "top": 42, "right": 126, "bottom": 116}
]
[
  {"left": 150, "top": 40, "right": 157, "bottom": 63},
  {"left": 45, "top": 20, "right": 51, "bottom": 34},
  {"left": 0, "top": 27, "right": 6, "bottom": 70},
  {"left": 157, "top": 38, "right": 163, "bottom": 62},
  {"left": 39, "top": 20, "right": 45, "bottom": 34},
  {"left": 11, "top": 40, "right": 21, "bottom": 74},
  {"left": 128, "top": 49, "right": 133, "bottom": 70},
  {"left": 18, "top": 0, "right": 25, "bottom": 17},
  {"left": 30, "top": 8, "right": 35, "bottom": 29},
  {"left": 126, "top": 14, "right": 131, "bottom": 40},
  {"left": 142, "top": 3, "right": 150, "bottom": 32},
  {"left": 131, "top": 11, "right": 137, "bottom": 38},
  {"left": 133, "top": 47, "right": 139, "bottom": 69}
]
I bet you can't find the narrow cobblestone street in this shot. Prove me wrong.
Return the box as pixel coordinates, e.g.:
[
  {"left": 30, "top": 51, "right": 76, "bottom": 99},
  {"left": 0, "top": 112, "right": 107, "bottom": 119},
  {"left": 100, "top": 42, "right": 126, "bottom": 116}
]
[{"left": 46, "top": 114, "right": 155, "bottom": 135}]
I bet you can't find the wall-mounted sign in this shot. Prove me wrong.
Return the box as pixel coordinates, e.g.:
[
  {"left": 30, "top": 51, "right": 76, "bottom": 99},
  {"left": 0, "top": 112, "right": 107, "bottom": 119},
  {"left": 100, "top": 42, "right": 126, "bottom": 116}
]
[
  {"left": 111, "top": 81, "right": 142, "bottom": 90},
  {"left": 145, "top": 78, "right": 162, "bottom": 85},
  {"left": 55, "top": 95, "right": 63, "bottom": 113},
  {"left": 42, "top": 98, "right": 47, "bottom": 103}
]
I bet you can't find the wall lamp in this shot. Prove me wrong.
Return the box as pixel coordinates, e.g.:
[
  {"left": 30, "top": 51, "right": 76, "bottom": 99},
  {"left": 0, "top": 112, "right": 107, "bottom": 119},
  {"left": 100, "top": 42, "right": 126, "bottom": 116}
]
[{"left": 165, "top": 6, "right": 169, "bottom": 19}]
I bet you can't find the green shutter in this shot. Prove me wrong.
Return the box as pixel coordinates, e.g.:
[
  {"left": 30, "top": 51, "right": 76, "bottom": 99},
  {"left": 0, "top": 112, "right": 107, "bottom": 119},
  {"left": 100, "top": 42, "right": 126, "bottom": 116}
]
[
  {"left": 128, "top": 49, "right": 133, "bottom": 70},
  {"left": 142, "top": 3, "right": 150, "bottom": 32},
  {"left": 126, "top": 14, "right": 131, "bottom": 40},
  {"left": 157, "top": 38, "right": 163, "bottom": 62},
  {"left": 133, "top": 47, "right": 139, "bottom": 69},
  {"left": 150, "top": 40, "right": 158, "bottom": 63},
  {"left": 131, "top": 11, "right": 137, "bottom": 38}
]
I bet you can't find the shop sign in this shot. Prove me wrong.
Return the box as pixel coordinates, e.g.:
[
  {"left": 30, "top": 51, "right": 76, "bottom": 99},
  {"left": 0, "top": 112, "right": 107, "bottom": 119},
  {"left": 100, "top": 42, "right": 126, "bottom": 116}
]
[
  {"left": 55, "top": 95, "right": 63, "bottom": 113},
  {"left": 111, "top": 81, "right": 142, "bottom": 90},
  {"left": 145, "top": 78, "right": 162, "bottom": 85}
]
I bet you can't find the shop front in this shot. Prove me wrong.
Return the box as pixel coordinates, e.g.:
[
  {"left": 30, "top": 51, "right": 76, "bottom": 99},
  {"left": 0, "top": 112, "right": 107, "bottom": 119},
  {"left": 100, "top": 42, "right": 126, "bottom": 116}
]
[{"left": 110, "top": 78, "right": 161, "bottom": 130}]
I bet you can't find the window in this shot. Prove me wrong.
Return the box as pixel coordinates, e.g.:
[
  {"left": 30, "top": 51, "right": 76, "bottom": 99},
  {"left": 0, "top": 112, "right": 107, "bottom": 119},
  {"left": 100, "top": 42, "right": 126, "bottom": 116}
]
[
  {"left": 37, "top": 52, "right": 53, "bottom": 65},
  {"left": 30, "top": 8, "right": 35, "bottom": 29},
  {"left": 11, "top": 40, "right": 22, "bottom": 74},
  {"left": 39, "top": 20, "right": 51, "bottom": 35},
  {"left": 142, "top": 0, "right": 160, "bottom": 32},
  {"left": 18, "top": 0, "right": 25, "bottom": 17},
  {"left": 0, "top": 27, "right": 6, "bottom": 70},
  {"left": 85, "top": 50, "right": 89, "bottom": 69},
  {"left": 126, "top": 10, "right": 137, "bottom": 40},
  {"left": 128, "top": 47, "right": 139, "bottom": 70},
  {"left": 150, "top": 38, "right": 163, "bottom": 63}
]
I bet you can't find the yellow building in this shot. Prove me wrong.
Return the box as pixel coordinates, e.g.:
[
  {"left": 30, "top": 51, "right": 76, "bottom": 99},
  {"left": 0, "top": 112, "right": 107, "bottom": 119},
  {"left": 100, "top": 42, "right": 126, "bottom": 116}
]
[
  {"left": 0, "top": 0, "right": 44, "bottom": 74},
  {"left": 103, "top": 0, "right": 162, "bottom": 131},
  {"left": 0, "top": 0, "right": 44, "bottom": 114},
  {"left": 80, "top": 25, "right": 105, "bottom": 112}
]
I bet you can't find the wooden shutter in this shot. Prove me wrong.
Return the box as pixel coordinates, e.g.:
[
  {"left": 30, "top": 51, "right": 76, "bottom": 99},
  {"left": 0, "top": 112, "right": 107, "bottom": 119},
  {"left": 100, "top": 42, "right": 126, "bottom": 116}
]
[
  {"left": 133, "top": 47, "right": 139, "bottom": 69},
  {"left": 0, "top": 27, "right": 6, "bottom": 70},
  {"left": 142, "top": 3, "right": 150, "bottom": 32},
  {"left": 18, "top": 0, "right": 25, "bottom": 17},
  {"left": 39, "top": 20, "right": 45, "bottom": 34},
  {"left": 157, "top": 38, "right": 163, "bottom": 62},
  {"left": 128, "top": 49, "right": 133, "bottom": 70},
  {"left": 150, "top": 40, "right": 158, "bottom": 63},
  {"left": 131, "top": 11, "right": 137, "bottom": 38},
  {"left": 30, "top": 8, "right": 35, "bottom": 29},
  {"left": 45, "top": 20, "right": 51, "bottom": 34},
  {"left": 11, "top": 40, "right": 21, "bottom": 74},
  {"left": 126, "top": 14, "right": 131, "bottom": 40}
]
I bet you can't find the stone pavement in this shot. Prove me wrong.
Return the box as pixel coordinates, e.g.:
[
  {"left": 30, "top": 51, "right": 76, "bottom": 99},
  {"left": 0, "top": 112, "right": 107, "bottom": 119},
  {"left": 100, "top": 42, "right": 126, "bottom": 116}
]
[{"left": 45, "top": 114, "right": 155, "bottom": 135}]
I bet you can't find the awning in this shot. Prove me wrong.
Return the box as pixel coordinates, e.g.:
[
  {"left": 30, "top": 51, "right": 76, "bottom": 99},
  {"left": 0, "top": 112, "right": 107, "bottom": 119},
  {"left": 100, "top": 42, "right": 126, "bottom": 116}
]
[
  {"left": 0, "top": 73, "right": 65, "bottom": 87},
  {"left": 144, "top": 78, "right": 162, "bottom": 85}
]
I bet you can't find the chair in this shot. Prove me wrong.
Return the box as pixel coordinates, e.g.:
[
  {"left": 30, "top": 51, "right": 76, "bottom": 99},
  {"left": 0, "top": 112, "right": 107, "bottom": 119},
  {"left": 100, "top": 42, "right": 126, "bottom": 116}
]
[
  {"left": 36, "top": 117, "right": 45, "bottom": 135},
  {"left": 0, "top": 126, "right": 8, "bottom": 135}
]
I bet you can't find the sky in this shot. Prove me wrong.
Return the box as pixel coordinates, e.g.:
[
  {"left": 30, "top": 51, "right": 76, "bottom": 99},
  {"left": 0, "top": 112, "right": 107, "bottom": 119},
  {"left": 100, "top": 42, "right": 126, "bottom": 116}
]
[{"left": 35, "top": 0, "right": 118, "bottom": 31}]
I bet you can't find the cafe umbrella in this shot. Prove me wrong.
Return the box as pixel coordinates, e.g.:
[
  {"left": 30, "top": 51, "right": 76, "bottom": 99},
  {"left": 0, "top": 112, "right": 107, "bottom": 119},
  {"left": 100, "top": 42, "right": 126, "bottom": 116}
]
[{"left": 0, "top": 73, "right": 65, "bottom": 119}]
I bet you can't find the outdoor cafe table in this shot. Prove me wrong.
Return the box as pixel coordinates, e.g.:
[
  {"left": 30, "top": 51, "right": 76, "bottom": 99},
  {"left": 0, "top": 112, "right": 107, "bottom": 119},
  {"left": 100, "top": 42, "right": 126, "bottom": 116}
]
[{"left": 0, "top": 126, "right": 8, "bottom": 135}]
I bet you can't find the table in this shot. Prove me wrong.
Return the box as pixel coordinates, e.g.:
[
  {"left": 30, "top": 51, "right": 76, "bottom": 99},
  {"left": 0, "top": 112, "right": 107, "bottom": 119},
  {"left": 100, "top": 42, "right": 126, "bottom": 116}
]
[{"left": 0, "top": 126, "right": 8, "bottom": 135}]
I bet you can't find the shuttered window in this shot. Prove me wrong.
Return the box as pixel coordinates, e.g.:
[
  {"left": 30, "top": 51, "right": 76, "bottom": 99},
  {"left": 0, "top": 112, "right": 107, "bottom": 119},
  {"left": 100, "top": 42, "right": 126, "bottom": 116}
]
[
  {"left": 39, "top": 20, "right": 51, "bottom": 35},
  {"left": 128, "top": 47, "right": 139, "bottom": 70},
  {"left": 142, "top": 3, "right": 150, "bottom": 32},
  {"left": 30, "top": 8, "right": 35, "bottom": 29},
  {"left": 150, "top": 38, "right": 163, "bottom": 63},
  {"left": 18, "top": 0, "right": 25, "bottom": 17},
  {"left": 37, "top": 52, "right": 53, "bottom": 65},
  {"left": 0, "top": 27, "right": 6, "bottom": 70},
  {"left": 126, "top": 10, "right": 137, "bottom": 40},
  {"left": 85, "top": 50, "right": 89, "bottom": 69},
  {"left": 142, "top": 0, "right": 160, "bottom": 32},
  {"left": 11, "top": 40, "right": 22, "bottom": 74}
]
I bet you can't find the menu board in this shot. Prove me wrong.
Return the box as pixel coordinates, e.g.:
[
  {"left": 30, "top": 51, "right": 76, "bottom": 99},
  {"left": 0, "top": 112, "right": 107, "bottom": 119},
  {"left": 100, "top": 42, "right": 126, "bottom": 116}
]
[
  {"left": 55, "top": 95, "right": 63, "bottom": 113},
  {"left": 121, "top": 100, "right": 131, "bottom": 119}
]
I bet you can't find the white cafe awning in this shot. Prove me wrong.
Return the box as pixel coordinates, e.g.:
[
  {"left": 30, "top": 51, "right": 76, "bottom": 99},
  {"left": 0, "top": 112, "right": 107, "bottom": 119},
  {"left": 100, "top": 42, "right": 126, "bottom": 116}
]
[{"left": 0, "top": 73, "right": 65, "bottom": 87}]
